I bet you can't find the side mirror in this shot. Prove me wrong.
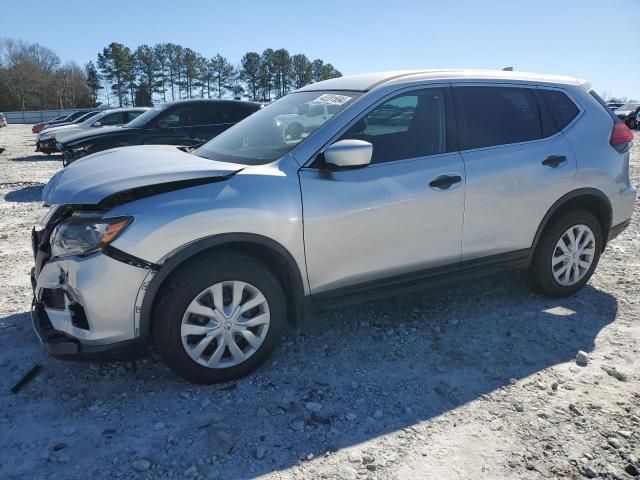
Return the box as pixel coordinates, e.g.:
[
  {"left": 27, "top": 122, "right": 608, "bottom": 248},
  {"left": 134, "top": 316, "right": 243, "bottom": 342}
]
[
  {"left": 157, "top": 120, "right": 169, "bottom": 130},
  {"left": 323, "top": 139, "right": 372, "bottom": 169},
  {"left": 93, "top": 121, "right": 102, "bottom": 127}
]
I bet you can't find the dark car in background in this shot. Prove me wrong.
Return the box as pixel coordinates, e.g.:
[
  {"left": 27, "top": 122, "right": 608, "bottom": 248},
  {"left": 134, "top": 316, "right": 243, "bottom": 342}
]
[
  {"left": 37, "top": 108, "right": 148, "bottom": 155},
  {"left": 59, "top": 99, "right": 261, "bottom": 165},
  {"left": 614, "top": 103, "right": 640, "bottom": 129},
  {"left": 32, "top": 110, "right": 88, "bottom": 133}
]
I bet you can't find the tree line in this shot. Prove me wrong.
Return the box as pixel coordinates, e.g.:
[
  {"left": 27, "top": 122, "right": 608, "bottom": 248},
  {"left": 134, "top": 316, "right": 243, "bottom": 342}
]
[
  {"left": 0, "top": 38, "right": 342, "bottom": 111},
  {"left": 0, "top": 38, "right": 94, "bottom": 111},
  {"left": 94, "top": 42, "right": 342, "bottom": 107}
]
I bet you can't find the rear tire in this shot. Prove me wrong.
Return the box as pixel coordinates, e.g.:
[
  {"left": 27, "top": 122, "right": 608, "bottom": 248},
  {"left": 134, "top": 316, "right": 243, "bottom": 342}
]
[
  {"left": 524, "top": 210, "right": 603, "bottom": 297},
  {"left": 153, "top": 253, "right": 286, "bottom": 384}
]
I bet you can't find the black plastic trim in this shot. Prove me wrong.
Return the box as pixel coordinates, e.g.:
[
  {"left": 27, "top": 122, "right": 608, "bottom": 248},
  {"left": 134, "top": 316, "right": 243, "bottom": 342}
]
[
  {"left": 529, "top": 188, "right": 612, "bottom": 257},
  {"left": 310, "top": 249, "right": 530, "bottom": 310},
  {"left": 608, "top": 219, "right": 631, "bottom": 242},
  {"left": 102, "top": 245, "right": 160, "bottom": 271},
  {"left": 137, "top": 233, "right": 306, "bottom": 339}
]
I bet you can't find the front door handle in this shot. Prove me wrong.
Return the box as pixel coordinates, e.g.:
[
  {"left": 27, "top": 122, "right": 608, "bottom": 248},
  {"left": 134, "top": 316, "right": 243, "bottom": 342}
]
[
  {"left": 542, "top": 155, "right": 567, "bottom": 168},
  {"left": 429, "top": 174, "right": 462, "bottom": 190}
]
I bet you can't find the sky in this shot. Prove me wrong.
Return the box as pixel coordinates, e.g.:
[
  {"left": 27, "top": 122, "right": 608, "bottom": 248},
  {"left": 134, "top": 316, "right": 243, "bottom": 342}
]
[{"left": 3, "top": 0, "right": 639, "bottom": 99}]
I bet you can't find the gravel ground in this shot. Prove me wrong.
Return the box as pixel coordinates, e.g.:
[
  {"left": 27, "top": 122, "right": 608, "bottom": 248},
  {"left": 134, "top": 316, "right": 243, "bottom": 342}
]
[{"left": 0, "top": 123, "right": 639, "bottom": 480}]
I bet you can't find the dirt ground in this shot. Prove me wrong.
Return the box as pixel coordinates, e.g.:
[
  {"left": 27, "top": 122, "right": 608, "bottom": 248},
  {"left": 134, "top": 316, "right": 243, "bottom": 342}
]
[{"left": 0, "top": 123, "right": 638, "bottom": 480}]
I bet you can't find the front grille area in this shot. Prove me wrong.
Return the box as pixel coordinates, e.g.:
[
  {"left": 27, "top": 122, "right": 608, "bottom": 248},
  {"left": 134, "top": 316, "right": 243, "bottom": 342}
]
[
  {"left": 41, "top": 288, "right": 65, "bottom": 310},
  {"left": 69, "top": 302, "right": 90, "bottom": 330}
]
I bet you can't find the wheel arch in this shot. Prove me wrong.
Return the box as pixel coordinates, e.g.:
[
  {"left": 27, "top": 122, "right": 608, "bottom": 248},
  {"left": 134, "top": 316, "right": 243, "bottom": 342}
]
[
  {"left": 530, "top": 188, "right": 613, "bottom": 257},
  {"left": 139, "top": 233, "right": 307, "bottom": 340}
]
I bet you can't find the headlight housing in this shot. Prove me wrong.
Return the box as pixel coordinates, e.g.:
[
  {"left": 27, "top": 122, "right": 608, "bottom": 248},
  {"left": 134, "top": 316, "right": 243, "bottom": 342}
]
[{"left": 50, "top": 215, "right": 132, "bottom": 258}]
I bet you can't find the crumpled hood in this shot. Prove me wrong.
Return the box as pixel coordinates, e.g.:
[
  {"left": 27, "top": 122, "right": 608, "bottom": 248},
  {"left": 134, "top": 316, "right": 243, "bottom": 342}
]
[{"left": 42, "top": 145, "right": 243, "bottom": 206}]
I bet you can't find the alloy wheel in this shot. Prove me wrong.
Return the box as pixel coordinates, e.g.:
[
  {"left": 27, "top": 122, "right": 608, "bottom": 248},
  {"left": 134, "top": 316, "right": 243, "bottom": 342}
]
[
  {"left": 551, "top": 224, "right": 596, "bottom": 286},
  {"left": 180, "top": 280, "right": 270, "bottom": 368}
]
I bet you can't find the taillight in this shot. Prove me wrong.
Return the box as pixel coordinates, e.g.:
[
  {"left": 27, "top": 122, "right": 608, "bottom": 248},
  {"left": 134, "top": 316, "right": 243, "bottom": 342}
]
[{"left": 610, "top": 122, "right": 634, "bottom": 149}]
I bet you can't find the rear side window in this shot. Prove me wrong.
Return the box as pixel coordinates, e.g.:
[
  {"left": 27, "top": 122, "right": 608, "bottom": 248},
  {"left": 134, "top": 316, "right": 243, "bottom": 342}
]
[
  {"left": 455, "top": 87, "right": 542, "bottom": 150},
  {"left": 539, "top": 89, "right": 579, "bottom": 130},
  {"left": 98, "top": 112, "right": 126, "bottom": 126}
]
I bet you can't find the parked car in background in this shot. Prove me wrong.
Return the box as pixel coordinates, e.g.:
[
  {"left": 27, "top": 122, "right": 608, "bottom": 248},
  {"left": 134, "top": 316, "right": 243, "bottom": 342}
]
[
  {"left": 614, "top": 103, "right": 640, "bottom": 129},
  {"left": 32, "top": 111, "right": 88, "bottom": 134},
  {"left": 31, "top": 70, "right": 636, "bottom": 384},
  {"left": 0, "top": 112, "right": 7, "bottom": 128},
  {"left": 606, "top": 102, "right": 624, "bottom": 111},
  {"left": 36, "top": 108, "right": 148, "bottom": 154},
  {"left": 58, "top": 99, "right": 260, "bottom": 165}
]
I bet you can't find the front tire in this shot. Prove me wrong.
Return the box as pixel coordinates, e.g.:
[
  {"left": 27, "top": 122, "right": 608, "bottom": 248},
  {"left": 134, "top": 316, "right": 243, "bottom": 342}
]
[
  {"left": 524, "top": 210, "right": 603, "bottom": 297},
  {"left": 153, "top": 253, "right": 286, "bottom": 384}
]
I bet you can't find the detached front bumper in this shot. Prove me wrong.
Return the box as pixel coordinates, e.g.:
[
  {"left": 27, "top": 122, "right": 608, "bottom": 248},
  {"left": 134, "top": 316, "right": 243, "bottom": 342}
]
[{"left": 31, "top": 250, "right": 151, "bottom": 361}]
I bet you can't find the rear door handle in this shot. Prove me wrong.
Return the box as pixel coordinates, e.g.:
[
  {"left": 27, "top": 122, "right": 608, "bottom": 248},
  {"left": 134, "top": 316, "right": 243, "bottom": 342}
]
[
  {"left": 429, "top": 174, "right": 462, "bottom": 190},
  {"left": 542, "top": 155, "right": 567, "bottom": 168}
]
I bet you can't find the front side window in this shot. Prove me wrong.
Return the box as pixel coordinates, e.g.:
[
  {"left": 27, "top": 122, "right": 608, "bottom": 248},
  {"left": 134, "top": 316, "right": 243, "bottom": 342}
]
[
  {"left": 456, "top": 86, "right": 542, "bottom": 150},
  {"left": 96, "top": 112, "right": 126, "bottom": 126},
  {"left": 157, "top": 106, "right": 198, "bottom": 127},
  {"left": 194, "top": 90, "right": 362, "bottom": 165},
  {"left": 339, "top": 89, "right": 446, "bottom": 164}
]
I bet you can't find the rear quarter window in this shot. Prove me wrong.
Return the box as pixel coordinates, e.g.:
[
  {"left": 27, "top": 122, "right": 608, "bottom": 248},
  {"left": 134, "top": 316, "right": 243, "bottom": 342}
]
[{"left": 539, "top": 89, "right": 579, "bottom": 130}]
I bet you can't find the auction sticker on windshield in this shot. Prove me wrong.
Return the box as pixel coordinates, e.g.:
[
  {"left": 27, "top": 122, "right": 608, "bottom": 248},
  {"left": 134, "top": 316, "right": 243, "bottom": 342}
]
[{"left": 311, "top": 94, "right": 352, "bottom": 106}]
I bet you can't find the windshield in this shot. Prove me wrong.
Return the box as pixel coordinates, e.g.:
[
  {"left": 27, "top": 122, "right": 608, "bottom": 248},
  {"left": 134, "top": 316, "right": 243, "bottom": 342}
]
[
  {"left": 618, "top": 103, "right": 640, "bottom": 111},
  {"left": 126, "top": 106, "right": 164, "bottom": 128},
  {"left": 73, "top": 111, "right": 99, "bottom": 124},
  {"left": 194, "top": 90, "right": 362, "bottom": 165}
]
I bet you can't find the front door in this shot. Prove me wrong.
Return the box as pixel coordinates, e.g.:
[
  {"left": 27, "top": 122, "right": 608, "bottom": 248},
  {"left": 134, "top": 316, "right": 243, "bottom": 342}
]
[{"left": 299, "top": 87, "right": 466, "bottom": 295}]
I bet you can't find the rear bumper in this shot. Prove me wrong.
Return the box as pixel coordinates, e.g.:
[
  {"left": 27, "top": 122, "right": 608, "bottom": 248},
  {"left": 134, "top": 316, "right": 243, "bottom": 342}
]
[{"left": 31, "top": 301, "right": 147, "bottom": 361}]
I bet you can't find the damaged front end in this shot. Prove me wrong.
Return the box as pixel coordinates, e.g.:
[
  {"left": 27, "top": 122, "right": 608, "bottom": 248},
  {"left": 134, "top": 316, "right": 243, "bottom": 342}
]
[{"left": 31, "top": 149, "right": 241, "bottom": 360}]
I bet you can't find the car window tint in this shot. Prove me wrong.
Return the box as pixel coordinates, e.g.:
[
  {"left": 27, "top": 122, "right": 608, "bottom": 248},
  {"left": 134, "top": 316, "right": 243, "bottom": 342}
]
[
  {"left": 340, "top": 89, "right": 446, "bottom": 164},
  {"left": 199, "top": 103, "right": 229, "bottom": 124},
  {"left": 456, "top": 87, "right": 542, "bottom": 149},
  {"left": 98, "top": 112, "right": 126, "bottom": 126},
  {"left": 127, "top": 111, "right": 144, "bottom": 122},
  {"left": 157, "top": 106, "right": 197, "bottom": 127},
  {"left": 539, "top": 89, "right": 579, "bottom": 131}
]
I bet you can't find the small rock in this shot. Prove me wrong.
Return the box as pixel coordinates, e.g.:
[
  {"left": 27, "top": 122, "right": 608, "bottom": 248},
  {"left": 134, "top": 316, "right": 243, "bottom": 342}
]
[
  {"left": 625, "top": 464, "right": 640, "bottom": 477},
  {"left": 0, "top": 234, "right": 8, "bottom": 240},
  {"left": 337, "top": 465, "right": 357, "bottom": 480},
  {"left": 583, "top": 465, "right": 598, "bottom": 478},
  {"left": 608, "top": 437, "right": 622, "bottom": 449},
  {"left": 184, "top": 465, "right": 198, "bottom": 477},
  {"left": 154, "top": 422, "right": 166, "bottom": 431},
  {"left": 63, "top": 426, "right": 76, "bottom": 436},
  {"left": 569, "top": 403, "right": 584, "bottom": 416},
  {"left": 576, "top": 351, "right": 589, "bottom": 367},
  {"left": 362, "top": 453, "right": 375, "bottom": 464},
  {"left": 53, "top": 443, "right": 66, "bottom": 451},
  {"left": 551, "top": 382, "right": 559, "bottom": 391},
  {"left": 201, "top": 399, "right": 211, "bottom": 408},
  {"left": 254, "top": 446, "right": 266, "bottom": 460},
  {"left": 618, "top": 430, "right": 632, "bottom": 439},
  {"left": 348, "top": 452, "right": 361, "bottom": 463},
  {"left": 131, "top": 459, "right": 151, "bottom": 472},
  {"left": 305, "top": 401, "right": 322, "bottom": 412},
  {"left": 373, "top": 409, "right": 383, "bottom": 419},
  {"left": 602, "top": 366, "right": 628, "bottom": 382},
  {"left": 179, "top": 392, "right": 191, "bottom": 400},
  {"left": 345, "top": 413, "right": 357, "bottom": 422},
  {"left": 290, "top": 419, "right": 305, "bottom": 431}
]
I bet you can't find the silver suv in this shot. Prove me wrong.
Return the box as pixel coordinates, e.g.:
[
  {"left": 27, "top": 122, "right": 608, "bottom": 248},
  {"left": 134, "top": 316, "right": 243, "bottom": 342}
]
[{"left": 31, "top": 70, "right": 636, "bottom": 384}]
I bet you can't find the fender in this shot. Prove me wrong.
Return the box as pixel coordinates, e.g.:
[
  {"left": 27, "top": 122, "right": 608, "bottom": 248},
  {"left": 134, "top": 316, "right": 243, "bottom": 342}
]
[
  {"left": 137, "top": 233, "right": 307, "bottom": 339},
  {"left": 529, "top": 187, "right": 612, "bottom": 259}
]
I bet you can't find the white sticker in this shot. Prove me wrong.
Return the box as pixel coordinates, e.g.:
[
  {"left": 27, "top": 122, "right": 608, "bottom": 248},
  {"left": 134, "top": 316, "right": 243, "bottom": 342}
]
[{"left": 311, "top": 94, "right": 352, "bottom": 106}]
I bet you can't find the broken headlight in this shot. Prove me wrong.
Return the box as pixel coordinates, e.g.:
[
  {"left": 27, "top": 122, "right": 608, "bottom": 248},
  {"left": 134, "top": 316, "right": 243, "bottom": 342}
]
[{"left": 50, "top": 215, "right": 132, "bottom": 258}]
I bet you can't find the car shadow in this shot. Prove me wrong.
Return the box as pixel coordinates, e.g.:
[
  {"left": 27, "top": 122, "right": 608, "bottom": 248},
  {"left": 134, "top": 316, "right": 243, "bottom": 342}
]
[
  {"left": 3, "top": 273, "right": 617, "bottom": 479},
  {"left": 3, "top": 184, "right": 44, "bottom": 202},
  {"left": 10, "top": 154, "right": 61, "bottom": 162}
]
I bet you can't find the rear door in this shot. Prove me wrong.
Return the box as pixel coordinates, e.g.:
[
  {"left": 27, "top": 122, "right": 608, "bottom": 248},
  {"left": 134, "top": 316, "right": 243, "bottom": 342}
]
[{"left": 454, "top": 84, "right": 578, "bottom": 261}]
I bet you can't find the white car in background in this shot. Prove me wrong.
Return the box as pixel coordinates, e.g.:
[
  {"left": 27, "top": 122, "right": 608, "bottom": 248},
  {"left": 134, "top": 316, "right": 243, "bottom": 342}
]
[
  {"left": 276, "top": 95, "right": 346, "bottom": 140},
  {"left": 0, "top": 112, "right": 7, "bottom": 128},
  {"left": 36, "top": 107, "right": 149, "bottom": 154}
]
